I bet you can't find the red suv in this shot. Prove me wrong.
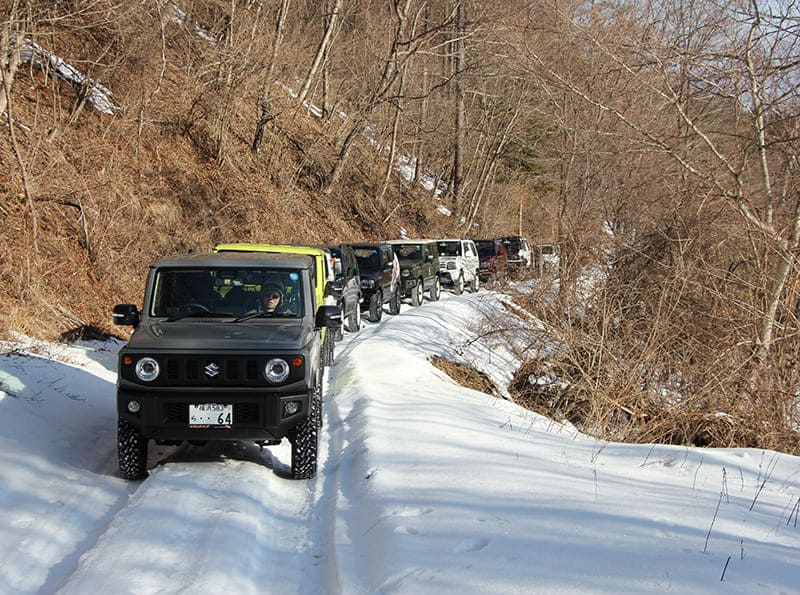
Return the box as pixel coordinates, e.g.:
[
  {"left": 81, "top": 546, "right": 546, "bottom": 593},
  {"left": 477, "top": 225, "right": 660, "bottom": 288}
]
[{"left": 474, "top": 239, "right": 507, "bottom": 284}]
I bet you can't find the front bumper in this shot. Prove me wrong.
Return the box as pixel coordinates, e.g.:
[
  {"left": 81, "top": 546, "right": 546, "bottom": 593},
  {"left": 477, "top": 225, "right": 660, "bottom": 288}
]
[
  {"left": 117, "top": 385, "right": 312, "bottom": 442},
  {"left": 399, "top": 276, "right": 418, "bottom": 295}
]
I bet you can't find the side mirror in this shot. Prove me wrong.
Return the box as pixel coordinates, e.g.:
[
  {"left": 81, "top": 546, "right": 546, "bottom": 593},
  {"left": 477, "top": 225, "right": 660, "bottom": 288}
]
[
  {"left": 316, "top": 305, "right": 342, "bottom": 329},
  {"left": 113, "top": 304, "right": 140, "bottom": 326}
]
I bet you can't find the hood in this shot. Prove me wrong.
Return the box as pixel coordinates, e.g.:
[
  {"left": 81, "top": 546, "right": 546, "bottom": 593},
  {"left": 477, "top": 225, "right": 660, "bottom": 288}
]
[
  {"left": 125, "top": 319, "right": 314, "bottom": 353},
  {"left": 397, "top": 259, "right": 423, "bottom": 269}
]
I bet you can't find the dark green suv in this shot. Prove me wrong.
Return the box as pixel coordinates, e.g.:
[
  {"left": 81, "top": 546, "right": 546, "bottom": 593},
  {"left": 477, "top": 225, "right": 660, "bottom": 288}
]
[
  {"left": 387, "top": 239, "right": 442, "bottom": 306},
  {"left": 112, "top": 252, "right": 341, "bottom": 481}
]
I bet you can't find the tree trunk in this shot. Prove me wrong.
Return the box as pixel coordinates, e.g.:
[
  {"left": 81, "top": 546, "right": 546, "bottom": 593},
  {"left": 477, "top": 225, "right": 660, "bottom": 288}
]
[
  {"left": 451, "top": 1, "right": 466, "bottom": 221},
  {"left": 253, "top": 0, "right": 290, "bottom": 153},
  {"left": 298, "top": 0, "right": 342, "bottom": 107}
]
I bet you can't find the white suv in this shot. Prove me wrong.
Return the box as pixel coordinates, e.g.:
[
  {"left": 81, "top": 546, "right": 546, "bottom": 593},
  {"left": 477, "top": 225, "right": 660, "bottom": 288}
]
[{"left": 436, "top": 239, "right": 480, "bottom": 294}]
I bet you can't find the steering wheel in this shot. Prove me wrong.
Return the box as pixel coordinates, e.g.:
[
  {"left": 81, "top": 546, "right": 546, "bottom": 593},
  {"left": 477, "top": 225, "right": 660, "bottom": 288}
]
[{"left": 182, "top": 302, "right": 212, "bottom": 313}]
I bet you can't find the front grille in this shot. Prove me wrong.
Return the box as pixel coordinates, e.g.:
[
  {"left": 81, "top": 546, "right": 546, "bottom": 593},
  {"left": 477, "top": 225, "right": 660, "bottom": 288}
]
[{"left": 159, "top": 356, "right": 264, "bottom": 386}]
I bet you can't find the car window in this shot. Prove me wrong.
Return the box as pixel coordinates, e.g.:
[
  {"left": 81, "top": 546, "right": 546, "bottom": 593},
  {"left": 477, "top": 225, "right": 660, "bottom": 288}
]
[
  {"left": 476, "top": 242, "right": 495, "bottom": 256},
  {"left": 151, "top": 267, "right": 304, "bottom": 318},
  {"left": 354, "top": 247, "right": 381, "bottom": 272},
  {"left": 396, "top": 244, "right": 422, "bottom": 260},
  {"left": 437, "top": 241, "right": 461, "bottom": 256}
]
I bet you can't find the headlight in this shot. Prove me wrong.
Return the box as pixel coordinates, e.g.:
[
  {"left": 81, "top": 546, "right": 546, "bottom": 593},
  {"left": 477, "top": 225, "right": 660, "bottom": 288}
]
[
  {"left": 447, "top": 262, "right": 456, "bottom": 270},
  {"left": 265, "top": 358, "right": 290, "bottom": 383},
  {"left": 401, "top": 269, "right": 410, "bottom": 277},
  {"left": 135, "top": 357, "right": 160, "bottom": 382},
  {"left": 361, "top": 279, "right": 375, "bottom": 289}
]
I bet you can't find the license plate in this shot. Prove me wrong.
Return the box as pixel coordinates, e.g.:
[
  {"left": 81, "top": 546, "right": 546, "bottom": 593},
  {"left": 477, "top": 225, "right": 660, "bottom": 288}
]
[{"left": 189, "top": 403, "right": 233, "bottom": 427}]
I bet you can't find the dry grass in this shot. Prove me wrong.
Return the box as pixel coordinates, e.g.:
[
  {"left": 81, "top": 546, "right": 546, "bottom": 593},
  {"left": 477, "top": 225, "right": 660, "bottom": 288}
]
[
  {"left": 507, "top": 229, "right": 800, "bottom": 456},
  {"left": 430, "top": 356, "right": 499, "bottom": 397}
]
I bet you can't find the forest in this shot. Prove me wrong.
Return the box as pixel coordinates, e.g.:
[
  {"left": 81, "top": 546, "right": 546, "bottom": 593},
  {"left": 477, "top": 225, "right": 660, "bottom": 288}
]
[{"left": 2, "top": 0, "right": 799, "bottom": 453}]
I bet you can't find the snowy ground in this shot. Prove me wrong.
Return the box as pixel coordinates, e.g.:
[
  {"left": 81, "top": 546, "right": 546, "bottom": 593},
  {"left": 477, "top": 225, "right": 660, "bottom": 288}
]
[{"left": 0, "top": 289, "right": 798, "bottom": 594}]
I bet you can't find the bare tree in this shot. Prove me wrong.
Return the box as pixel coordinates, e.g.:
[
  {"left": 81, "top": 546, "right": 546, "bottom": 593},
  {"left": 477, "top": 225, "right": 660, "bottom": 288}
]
[
  {"left": 322, "top": 0, "right": 455, "bottom": 195},
  {"left": 252, "top": 0, "right": 290, "bottom": 153},
  {"left": 297, "top": 0, "right": 342, "bottom": 107},
  {"left": 451, "top": 0, "right": 466, "bottom": 220}
]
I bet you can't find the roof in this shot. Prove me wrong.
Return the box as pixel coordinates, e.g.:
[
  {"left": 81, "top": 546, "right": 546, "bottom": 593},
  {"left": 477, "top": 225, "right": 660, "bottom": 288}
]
[
  {"left": 386, "top": 239, "right": 437, "bottom": 245},
  {"left": 150, "top": 251, "right": 313, "bottom": 270},
  {"left": 214, "top": 243, "right": 329, "bottom": 259}
]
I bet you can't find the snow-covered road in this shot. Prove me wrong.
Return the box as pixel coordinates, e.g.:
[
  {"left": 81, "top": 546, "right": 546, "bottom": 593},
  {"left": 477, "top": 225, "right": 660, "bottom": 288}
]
[{"left": 1, "top": 290, "right": 798, "bottom": 594}]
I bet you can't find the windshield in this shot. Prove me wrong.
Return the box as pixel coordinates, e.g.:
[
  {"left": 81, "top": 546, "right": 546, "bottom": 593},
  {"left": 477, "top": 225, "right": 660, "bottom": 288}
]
[
  {"left": 353, "top": 247, "right": 380, "bottom": 272},
  {"left": 394, "top": 244, "right": 423, "bottom": 261},
  {"left": 503, "top": 238, "right": 522, "bottom": 256},
  {"left": 476, "top": 242, "right": 495, "bottom": 257},
  {"left": 149, "top": 267, "right": 304, "bottom": 319},
  {"left": 437, "top": 241, "right": 461, "bottom": 257}
]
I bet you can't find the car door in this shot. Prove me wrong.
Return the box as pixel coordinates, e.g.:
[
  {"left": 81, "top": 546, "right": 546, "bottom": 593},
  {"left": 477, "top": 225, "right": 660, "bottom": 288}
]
[
  {"left": 463, "top": 240, "right": 479, "bottom": 280},
  {"left": 424, "top": 242, "right": 439, "bottom": 288},
  {"left": 381, "top": 245, "right": 399, "bottom": 296}
]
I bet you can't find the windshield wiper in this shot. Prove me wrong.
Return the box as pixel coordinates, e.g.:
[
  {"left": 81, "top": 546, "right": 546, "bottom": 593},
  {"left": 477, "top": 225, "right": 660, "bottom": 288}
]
[
  {"left": 166, "top": 311, "right": 233, "bottom": 322},
  {"left": 232, "top": 311, "right": 296, "bottom": 323}
]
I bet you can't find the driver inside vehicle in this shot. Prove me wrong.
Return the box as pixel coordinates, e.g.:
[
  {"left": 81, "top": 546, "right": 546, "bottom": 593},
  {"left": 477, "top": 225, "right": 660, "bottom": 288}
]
[{"left": 260, "top": 281, "right": 293, "bottom": 315}]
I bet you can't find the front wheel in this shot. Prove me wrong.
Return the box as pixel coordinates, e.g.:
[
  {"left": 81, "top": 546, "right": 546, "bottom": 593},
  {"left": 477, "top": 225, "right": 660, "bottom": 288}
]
[
  {"left": 411, "top": 279, "right": 424, "bottom": 306},
  {"left": 429, "top": 276, "right": 441, "bottom": 301},
  {"left": 289, "top": 388, "right": 321, "bottom": 479},
  {"left": 346, "top": 298, "right": 361, "bottom": 332},
  {"left": 470, "top": 273, "right": 480, "bottom": 292},
  {"left": 368, "top": 290, "right": 383, "bottom": 322},
  {"left": 453, "top": 273, "right": 464, "bottom": 295},
  {"left": 388, "top": 287, "right": 401, "bottom": 315},
  {"left": 118, "top": 419, "right": 148, "bottom": 480},
  {"left": 321, "top": 331, "right": 334, "bottom": 366}
]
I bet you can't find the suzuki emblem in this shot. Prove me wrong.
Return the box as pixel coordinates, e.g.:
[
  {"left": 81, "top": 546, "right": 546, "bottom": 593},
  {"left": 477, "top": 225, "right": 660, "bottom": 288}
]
[{"left": 204, "top": 362, "right": 220, "bottom": 378}]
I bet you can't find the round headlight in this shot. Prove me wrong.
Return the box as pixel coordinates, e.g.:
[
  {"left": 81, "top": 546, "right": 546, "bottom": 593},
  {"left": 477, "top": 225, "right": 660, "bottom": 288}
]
[
  {"left": 401, "top": 269, "right": 410, "bottom": 277},
  {"left": 265, "top": 358, "right": 290, "bottom": 383},
  {"left": 135, "top": 357, "right": 160, "bottom": 382}
]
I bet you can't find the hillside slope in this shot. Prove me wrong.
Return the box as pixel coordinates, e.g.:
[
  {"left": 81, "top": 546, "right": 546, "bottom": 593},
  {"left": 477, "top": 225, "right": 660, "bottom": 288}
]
[{"left": 0, "top": 2, "right": 475, "bottom": 340}]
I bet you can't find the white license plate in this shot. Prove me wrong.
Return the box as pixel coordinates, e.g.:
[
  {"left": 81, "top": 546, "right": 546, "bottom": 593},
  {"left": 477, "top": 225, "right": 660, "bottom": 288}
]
[{"left": 189, "top": 403, "right": 233, "bottom": 427}]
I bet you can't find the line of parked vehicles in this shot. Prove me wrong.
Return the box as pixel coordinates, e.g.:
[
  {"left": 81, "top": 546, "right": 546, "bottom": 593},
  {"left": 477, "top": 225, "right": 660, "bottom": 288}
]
[{"left": 110, "top": 236, "right": 557, "bottom": 482}]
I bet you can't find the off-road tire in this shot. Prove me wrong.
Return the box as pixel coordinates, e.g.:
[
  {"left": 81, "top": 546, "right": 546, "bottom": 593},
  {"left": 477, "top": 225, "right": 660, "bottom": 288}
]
[
  {"left": 118, "top": 419, "right": 148, "bottom": 480},
  {"left": 289, "top": 388, "right": 321, "bottom": 479},
  {"left": 346, "top": 299, "right": 361, "bottom": 332},
  {"left": 388, "top": 288, "right": 401, "bottom": 314},
  {"left": 368, "top": 290, "right": 383, "bottom": 322},
  {"left": 322, "top": 331, "right": 334, "bottom": 366},
  {"left": 411, "top": 279, "right": 424, "bottom": 306},
  {"left": 333, "top": 319, "right": 344, "bottom": 341},
  {"left": 454, "top": 273, "right": 464, "bottom": 295},
  {"left": 470, "top": 274, "right": 480, "bottom": 292},
  {"left": 429, "top": 276, "right": 441, "bottom": 301}
]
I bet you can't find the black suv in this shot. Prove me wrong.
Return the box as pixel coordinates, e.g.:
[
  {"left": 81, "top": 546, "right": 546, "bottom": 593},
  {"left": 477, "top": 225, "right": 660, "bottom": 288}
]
[
  {"left": 349, "top": 243, "right": 401, "bottom": 322},
  {"left": 112, "top": 252, "right": 341, "bottom": 481},
  {"left": 387, "top": 239, "right": 441, "bottom": 306},
  {"left": 324, "top": 244, "right": 363, "bottom": 337}
]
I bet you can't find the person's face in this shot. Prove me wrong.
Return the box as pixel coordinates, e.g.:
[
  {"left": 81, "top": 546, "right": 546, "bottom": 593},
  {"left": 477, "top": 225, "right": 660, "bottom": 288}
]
[{"left": 263, "top": 289, "right": 281, "bottom": 310}]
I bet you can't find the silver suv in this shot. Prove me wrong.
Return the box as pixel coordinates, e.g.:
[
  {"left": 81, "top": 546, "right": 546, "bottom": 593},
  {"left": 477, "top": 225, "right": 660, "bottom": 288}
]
[{"left": 436, "top": 239, "right": 480, "bottom": 294}]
